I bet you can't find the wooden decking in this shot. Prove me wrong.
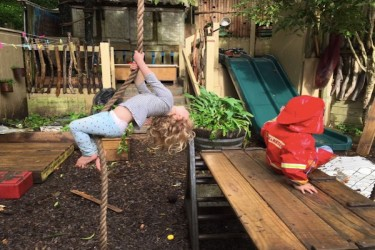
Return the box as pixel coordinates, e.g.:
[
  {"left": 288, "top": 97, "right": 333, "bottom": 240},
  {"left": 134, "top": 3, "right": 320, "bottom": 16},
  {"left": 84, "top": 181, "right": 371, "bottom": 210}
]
[
  {"left": 185, "top": 144, "right": 375, "bottom": 250},
  {"left": 0, "top": 132, "right": 74, "bottom": 183}
]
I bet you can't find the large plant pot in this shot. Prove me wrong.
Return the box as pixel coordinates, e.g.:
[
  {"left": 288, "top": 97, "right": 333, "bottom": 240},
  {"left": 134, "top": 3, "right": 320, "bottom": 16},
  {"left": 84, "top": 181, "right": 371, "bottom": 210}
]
[
  {"left": 194, "top": 128, "right": 246, "bottom": 150},
  {"left": 12, "top": 67, "right": 25, "bottom": 80},
  {"left": 0, "top": 82, "right": 13, "bottom": 93}
]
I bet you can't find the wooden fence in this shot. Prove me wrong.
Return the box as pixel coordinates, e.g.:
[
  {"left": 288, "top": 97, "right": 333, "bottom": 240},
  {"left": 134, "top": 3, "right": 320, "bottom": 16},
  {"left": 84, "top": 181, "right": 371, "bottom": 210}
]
[
  {"left": 23, "top": 37, "right": 113, "bottom": 96},
  {"left": 194, "top": 0, "right": 251, "bottom": 37},
  {"left": 24, "top": 37, "right": 114, "bottom": 116}
]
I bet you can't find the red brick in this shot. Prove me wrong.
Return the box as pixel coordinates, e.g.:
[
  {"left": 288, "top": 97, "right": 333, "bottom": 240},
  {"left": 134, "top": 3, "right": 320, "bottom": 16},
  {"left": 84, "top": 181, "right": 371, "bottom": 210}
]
[{"left": 0, "top": 171, "right": 33, "bottom": 199}]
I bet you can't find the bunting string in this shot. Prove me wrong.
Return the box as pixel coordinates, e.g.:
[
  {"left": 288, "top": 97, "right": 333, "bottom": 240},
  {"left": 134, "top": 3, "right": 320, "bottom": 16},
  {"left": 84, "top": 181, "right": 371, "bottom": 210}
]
[{"left": 0, "top": 30, "right": 90, "bottom": 50}]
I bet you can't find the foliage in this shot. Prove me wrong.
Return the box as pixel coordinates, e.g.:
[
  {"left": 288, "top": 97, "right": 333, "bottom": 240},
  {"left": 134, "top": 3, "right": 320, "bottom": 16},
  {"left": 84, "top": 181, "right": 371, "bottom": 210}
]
[
  {"left": 235, "top": 0, "right": 370, "bottom": 35},
  {"left": 92, "top": 104, "right": 105, "bottom": 113},
  {"left": 0, "top": 79, "right": 14, "bottom": 86},
  {"left": 335, "top": 123, "right": 363, "bottom": 137},
  {"left": 0, "top": 0, "right": 58, "bottom": 30},
  {"left": 2, "top": 111, "right": 134, "bottom": 153},
  {"left": 235, "top": 0, "right": 375, "bottom": 110},
  {"left": 0, "top": 0, "right": 23, "bottom": 30},
  {"left": 2, "top": 112, "right": 86, "bottom": 131},
  {"left": 235, "top": 0, "right": 281, "bottom": 27},
  {"left": 117, "top": 123, "right": 134, "bottom": 155},
  {"left": 185, "top": 88, "right": 253, "bottom": 141},
  {"left": 23, "top": 114, "right": 53, "bottom": 130}
]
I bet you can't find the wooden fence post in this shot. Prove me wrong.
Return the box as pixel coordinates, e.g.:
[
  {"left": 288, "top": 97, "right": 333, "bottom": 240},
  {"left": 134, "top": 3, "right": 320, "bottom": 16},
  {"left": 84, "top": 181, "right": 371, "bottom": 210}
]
[
  {"left": 100, "top": 42, "right": 111, "bottom": 88},
  {"left": 356, "top": 101, "right": 375, "bottom": 156}
]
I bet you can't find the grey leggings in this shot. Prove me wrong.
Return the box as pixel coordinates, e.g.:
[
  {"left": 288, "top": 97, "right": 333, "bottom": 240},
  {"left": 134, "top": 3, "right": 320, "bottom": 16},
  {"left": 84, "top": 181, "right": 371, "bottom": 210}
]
[{"left": 69, "top": 111, "right": 125, "bottom": 156}]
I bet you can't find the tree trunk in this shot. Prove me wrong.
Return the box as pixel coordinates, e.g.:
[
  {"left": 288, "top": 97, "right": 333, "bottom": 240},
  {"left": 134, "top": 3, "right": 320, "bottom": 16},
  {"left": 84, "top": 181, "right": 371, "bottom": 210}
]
[
  {"left": 339, "top": 56, "right": 352, "bottom": 100},
  {"left": 351, "top": 71, "right": 366, "bottom": 101},
  {"left": 363, "top": 64, "right": 375, "bottom": 109},
  {"left": 344, "top": 60, "right": 360, "bottom": 99},
  {"left": 331, "top": 56, "right": 343, "bottom": 96}
]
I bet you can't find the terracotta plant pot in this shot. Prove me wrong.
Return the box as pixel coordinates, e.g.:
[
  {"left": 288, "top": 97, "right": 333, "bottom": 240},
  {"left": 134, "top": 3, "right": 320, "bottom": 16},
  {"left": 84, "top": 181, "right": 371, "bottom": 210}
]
[
  {"left": 11, "top": 67, "right": 26, "bottom": 80},
  {"left": 0, "top": 82, "right": 14, "bottom": 92}
]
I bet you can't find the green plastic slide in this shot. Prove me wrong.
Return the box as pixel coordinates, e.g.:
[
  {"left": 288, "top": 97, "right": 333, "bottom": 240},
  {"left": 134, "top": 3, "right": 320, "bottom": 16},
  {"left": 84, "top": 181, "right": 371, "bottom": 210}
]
[{"left": 220, "top": 53, "right": 352, "bottom": 151}]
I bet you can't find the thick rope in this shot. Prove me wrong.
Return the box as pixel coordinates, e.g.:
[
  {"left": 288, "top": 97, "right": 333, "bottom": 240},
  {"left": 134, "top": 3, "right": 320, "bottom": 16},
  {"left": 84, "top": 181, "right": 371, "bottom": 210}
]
[{"left": 97, "top": 1, "right": 144, "bottom": 249}]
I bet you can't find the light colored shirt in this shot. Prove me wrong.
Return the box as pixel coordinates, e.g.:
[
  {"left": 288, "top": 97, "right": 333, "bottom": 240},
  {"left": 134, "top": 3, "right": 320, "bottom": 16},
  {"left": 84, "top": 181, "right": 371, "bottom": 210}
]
[{"left": 120, "top": 73, "right": 173, "bottom": 128}]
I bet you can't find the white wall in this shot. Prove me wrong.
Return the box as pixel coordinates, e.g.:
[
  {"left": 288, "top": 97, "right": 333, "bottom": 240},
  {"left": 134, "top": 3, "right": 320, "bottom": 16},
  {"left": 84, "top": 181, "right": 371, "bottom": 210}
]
[{"left": 0, "top": 28, "right": 28, "bottom": 120}]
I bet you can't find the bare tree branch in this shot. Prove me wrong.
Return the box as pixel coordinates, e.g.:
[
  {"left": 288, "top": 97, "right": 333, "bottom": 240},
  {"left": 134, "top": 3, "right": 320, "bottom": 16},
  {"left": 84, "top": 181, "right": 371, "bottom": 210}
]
[
  {"left": 368, "top": 6, "right": 375, "bottom": 50},
  {"left": 355, "top": 32, "right": 368, "bottom": 65},
  {"left": 347, "top": 37, "right": 366, "bottom": 72}
]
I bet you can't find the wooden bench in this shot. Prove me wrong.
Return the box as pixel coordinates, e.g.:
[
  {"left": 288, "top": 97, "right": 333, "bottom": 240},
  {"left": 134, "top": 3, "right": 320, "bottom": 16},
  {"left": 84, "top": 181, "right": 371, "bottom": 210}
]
[{"left": 185, "top": 142, "right": 375, "bottom": 249}]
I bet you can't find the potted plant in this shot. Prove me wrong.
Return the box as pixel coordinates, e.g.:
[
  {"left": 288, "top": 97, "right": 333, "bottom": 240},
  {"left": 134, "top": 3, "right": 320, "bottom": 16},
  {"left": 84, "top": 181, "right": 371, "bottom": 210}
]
[
  {"left": 11, "top": 65, "right": 25, "bottom": 80},
  {"left": 0, "top": 79, "right": 14, "bottom": 93},
  {"left": 185, "top": 88, "right": 254, "bottom": 150}
]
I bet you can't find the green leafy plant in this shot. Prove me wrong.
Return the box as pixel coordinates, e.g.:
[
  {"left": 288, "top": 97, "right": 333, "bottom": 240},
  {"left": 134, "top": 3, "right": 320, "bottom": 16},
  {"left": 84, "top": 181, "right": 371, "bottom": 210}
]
[
  {"left": 2, "top": 114, "right": 52, "bottom": 130},
  {"left": 2, "top": 112, "right": 87, "bottom": 131},
  {"left": 185, "top": 88, "right": 253, "bottom": 142},
  {"left": 7, "top": 79, "right": 13, "bottom": 85},
  {"left": 0, "top": 79, "right": 13, "bottom": 86},
  {"left": 23, "top": 114, "right": 53, "bottom": 130},
  {"left": 335, "top": 123, "right": 363, "bottom": 137},
  {"left": 117, "top": 123, "right": 134, "bottom": 155}
]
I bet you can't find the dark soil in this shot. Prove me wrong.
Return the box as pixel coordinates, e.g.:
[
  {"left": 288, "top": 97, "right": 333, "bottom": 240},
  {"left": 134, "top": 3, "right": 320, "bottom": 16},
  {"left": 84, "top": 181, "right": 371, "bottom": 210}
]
[{"left": 0, "top": 134, "right": 374, "bottom": 249}]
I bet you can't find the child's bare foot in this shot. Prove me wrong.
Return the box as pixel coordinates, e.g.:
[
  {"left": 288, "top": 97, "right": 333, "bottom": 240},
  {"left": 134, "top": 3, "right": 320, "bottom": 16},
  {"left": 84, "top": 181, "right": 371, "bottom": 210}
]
[{"left": 75, "top": 154, "right": 98, "bottom": 168}]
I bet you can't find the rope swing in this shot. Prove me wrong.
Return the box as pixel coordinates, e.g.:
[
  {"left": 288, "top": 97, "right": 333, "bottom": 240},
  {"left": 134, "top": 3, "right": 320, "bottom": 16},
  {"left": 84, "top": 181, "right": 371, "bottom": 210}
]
[{"left": 97, "top": 1, "right": 144, "bottom": 249}]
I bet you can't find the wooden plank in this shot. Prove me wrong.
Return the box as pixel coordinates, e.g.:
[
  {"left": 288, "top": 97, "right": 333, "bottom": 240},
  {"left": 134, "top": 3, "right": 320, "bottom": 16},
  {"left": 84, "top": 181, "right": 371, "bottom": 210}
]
[
  {"left": 227, "top": 150, "right": 358, "bottom": 250},
  {"left": 0, "top": 152, "right": 67, "bottom": 166},
  {"left": 294, "top": 183, "right": 375, "bottom": 247},
  {"left": 0, "top": 143, "right": 71, "bottom": 151},
  {"left": 54, "top": 45, "right": 62, "bottom": 97},
  {"left": 0, "top": 132, "right": 74, "bottom": 143},
  {"left": 248, "top": 149, "right": 375, "bottom": 247},
  {"left": 70, "top": 189, "right": 123, "bottom": 213},
  {"left": 357, "top": 100, "right": 375, "bottom": 155},
  {"left": 110, "top": 47, "right": 116, "bottom": 87},
  {"left": 0, "top": 143, "right": 74, "bottom": 183},
  {"left": 182, "top": 47, "right": 200, "bottom": 95},
  {"left": 115, "top": 64, "right": 178, "bottom": 82},
  {"left": 311, "top": 172, "right": 375, "bottom": 227},
  {"left": 310, "top": 170, "right": 375, "bottom": 206},
  {"left": 200, "top": 151, "right": 306, "bottom": 250},
  {"left": 101, "top": 138, "right": 128, "bottom": 161},
  {"left": 46, "top": 45, "right": 100, "bottom": 52},
  {"left": 100, "top": 42, "right": 111, "bottom": 88},
  {"left": 37, "top": 144, "right": 74, "bottom": 183},
  {"left": 0, "top": 133, "right": 129, "bottom": 161}
]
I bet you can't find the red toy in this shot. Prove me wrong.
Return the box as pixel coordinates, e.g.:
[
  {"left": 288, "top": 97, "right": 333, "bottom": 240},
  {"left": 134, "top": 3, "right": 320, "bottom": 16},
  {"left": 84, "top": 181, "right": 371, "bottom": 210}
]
[{"left": 0, "top": 171, "right": 33, "bottom": 199}]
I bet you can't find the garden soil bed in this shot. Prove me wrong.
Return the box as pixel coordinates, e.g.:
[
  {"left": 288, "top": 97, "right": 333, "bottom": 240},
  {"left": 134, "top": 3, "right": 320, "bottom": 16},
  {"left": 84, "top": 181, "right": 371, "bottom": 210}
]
[{"left": 0, "top": 134, "right": 374, "bottom": 249}]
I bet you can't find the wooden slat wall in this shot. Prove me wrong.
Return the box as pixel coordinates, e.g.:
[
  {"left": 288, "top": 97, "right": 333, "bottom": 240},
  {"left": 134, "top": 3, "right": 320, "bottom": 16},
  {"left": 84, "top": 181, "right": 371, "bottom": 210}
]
[{"left": 195, "top": 0, "right": 251, "bottom": 37}]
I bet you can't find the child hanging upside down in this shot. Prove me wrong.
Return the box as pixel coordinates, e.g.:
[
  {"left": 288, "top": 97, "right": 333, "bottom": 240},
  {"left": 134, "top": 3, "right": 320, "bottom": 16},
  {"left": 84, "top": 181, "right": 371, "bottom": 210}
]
[
  {"left": 70, "top": 50, "right": 195, "bottom": 170},
  {"left": 261, "top": 95, "right": 336, "bottom": 194}
]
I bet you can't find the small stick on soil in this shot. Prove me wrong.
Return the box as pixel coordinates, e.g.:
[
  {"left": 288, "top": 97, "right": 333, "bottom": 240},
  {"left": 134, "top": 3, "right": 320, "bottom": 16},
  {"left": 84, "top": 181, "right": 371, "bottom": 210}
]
[{"left": 70, "top": 189, "right": 123, "bottom": 213}]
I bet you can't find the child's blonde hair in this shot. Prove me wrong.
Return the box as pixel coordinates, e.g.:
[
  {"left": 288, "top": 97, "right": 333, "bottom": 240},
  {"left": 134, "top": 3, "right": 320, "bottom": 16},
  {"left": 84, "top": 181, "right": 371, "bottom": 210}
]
[{"left": 147, "top": 116, "right": 195, "bottom": 154}]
